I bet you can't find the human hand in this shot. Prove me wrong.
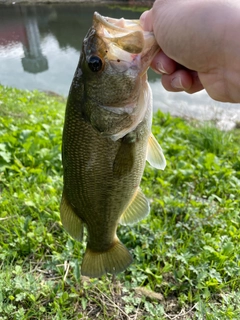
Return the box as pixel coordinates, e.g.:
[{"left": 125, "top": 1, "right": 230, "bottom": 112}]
[{"left": 140, "top": 0, "right": 240, "bottom": 103}]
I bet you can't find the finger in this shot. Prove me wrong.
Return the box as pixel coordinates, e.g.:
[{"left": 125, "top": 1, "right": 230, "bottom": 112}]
[
  {"left": 186, "top": 72, "right": 204, "bottom": 94},
  {"left": 150, "top": 50, "right": 177, "bottom": 74},
  {"left": 140, "top": 9, "right": 153, "bottom": 31},
  {"left": 161, "top": 70, "right": 204, "bottom": 93}
]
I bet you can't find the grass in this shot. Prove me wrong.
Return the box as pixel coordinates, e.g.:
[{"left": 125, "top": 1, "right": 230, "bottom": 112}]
[{"left": 0, "top": 84, "right": 239, "bottom": 319}]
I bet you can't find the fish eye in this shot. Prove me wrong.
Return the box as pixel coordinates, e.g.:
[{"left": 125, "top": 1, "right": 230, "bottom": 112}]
[{"left": 88, "top": 56, "right": 103, "bottom": 72}]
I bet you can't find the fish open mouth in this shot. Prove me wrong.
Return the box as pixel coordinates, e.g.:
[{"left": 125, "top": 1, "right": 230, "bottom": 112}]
[
  {"left": 92, "top": 12, "right": 159, "bottom": 75},
  {"left": 93, "top": 11, "right": 145, "bottom": 55}
]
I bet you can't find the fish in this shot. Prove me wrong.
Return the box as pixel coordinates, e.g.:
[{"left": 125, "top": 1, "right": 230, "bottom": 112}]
[{"left": 60, "top": 12, "right": 166, "bottom": 278}]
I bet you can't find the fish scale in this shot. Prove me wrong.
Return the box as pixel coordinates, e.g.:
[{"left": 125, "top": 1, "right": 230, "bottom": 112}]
[{"left": 60, "top": 12, "right": 166, "bottom": 278}]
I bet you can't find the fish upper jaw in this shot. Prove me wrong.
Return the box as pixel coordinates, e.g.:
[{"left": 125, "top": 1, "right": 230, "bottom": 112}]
[{"left": 93, "top": 12, "right": 141, "bottom": 34}]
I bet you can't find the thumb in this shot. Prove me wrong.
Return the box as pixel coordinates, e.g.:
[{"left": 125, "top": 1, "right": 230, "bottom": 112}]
[{"left": 140, "top": 9, "right": 153, "bottom": 31}]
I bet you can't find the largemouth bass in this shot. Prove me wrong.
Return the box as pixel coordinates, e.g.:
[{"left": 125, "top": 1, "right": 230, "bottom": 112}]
[{"left": 60, "top": 12, "right": 166, "bottom": 278}]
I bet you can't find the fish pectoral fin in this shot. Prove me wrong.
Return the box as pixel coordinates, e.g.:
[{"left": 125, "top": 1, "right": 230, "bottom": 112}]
[
  {"left": 119, "top": 188, "right": 150, "bottom": 225},
  {"left": 60, "top": 192, "right": 84, "bottom": 242},
  {"left": 113, "top": 140, "right": 135, "bottom": 177},
  {"left": 81, "top": 238, "right": 133, "bottom": 278},
  {"left": 147, "top": 133, "right": 166, "bottom": 170}
]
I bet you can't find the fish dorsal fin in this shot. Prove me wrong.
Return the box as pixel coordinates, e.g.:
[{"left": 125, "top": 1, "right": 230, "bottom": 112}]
[
  {"left": 147, "top": 133, "right": 166, "bottom": 170},
  {"left": 119, "top": 188, "right": 150, "bottom": 225},
  {"left": 60, "top": 192, "right": 84, "bottom": 242}
]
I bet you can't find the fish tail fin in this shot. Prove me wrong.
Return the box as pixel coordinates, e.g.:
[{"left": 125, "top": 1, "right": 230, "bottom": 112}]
[{"left": 81, "top": 239, "right": 133, "bottom": 278}]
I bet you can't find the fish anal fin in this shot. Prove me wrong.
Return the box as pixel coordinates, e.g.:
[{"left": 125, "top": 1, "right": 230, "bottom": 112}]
[
  {"left": 119, "top": 188, "right": 150, "bottom": 226},
  {"left": 60, "top": 192, "right": 84, "bottom": 242},
  {"left": 81, "top": 238, "right": 133, "bottom": 278},
  {"left": 147, "top": 133, "right": 166, "bottom": 170}
]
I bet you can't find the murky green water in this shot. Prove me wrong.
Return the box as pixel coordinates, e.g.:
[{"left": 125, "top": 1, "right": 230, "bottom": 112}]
[{"left": 0, "top": 3, "right": 239, "bottom": 127}]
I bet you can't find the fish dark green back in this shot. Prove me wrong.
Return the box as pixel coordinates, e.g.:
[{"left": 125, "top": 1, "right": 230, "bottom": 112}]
[{"left": 60, "top": 12, "right": 166, "bottom": 278}]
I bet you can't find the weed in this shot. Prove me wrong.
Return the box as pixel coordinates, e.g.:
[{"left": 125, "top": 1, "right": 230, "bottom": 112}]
[{"left": 0, "top": 86, "right": 239, "bottom": 319}]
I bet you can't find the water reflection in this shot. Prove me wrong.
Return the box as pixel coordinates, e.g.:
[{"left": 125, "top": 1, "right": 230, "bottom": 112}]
[
  {"left": 0, "top": 3, "right": 240, "bottom": 126},
  {"left": 21, "top": 7, "right": 48, "bottom": 73},
  {"left": 151, "top": 81, "right": 240, "bottom": 130},
  {"left": 0, "top": 3, "right": 153, "bottom": 94},
  {"left": 0, "top": 5, "right": 47, "bottom": 74}
]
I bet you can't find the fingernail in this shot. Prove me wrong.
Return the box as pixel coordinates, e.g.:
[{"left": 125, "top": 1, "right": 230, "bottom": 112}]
[
  {"left": 156, "top": 62, "right": 168, "bottom": 74},
  {"left": 171, "top": 77, "right": 184, "bottom": 89}
]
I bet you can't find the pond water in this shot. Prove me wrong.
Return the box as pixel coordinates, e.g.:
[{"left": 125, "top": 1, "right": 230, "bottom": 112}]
[{"left": 0, "top": 3, "right": 240, "bottom": 129}]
